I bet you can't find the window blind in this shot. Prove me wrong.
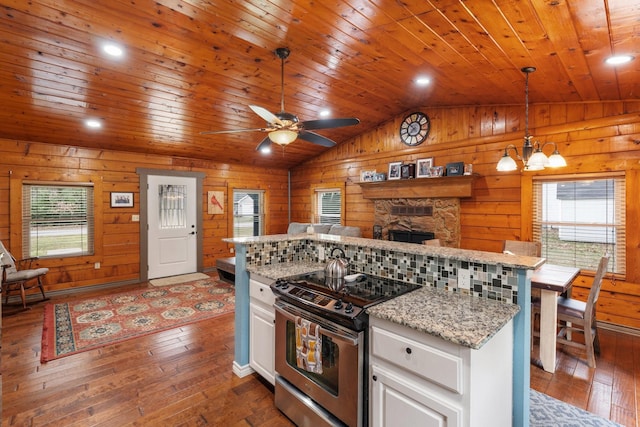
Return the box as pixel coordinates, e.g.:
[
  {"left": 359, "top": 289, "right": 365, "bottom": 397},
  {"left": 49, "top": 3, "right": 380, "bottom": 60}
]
[
  {"left": 532, "top": 173, "right": 625, "bottom": 275},
  {"left": 316, "top": 189, "right": 341, "bottom": 224},
  {"left": 22, "top": 183, "right": 95, "bottom": 258}
]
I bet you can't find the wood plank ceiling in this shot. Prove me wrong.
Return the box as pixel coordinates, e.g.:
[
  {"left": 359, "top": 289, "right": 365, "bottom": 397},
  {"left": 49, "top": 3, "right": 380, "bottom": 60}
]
[{"left": 1, "top": 0, "right": 638, "bottom": 169}]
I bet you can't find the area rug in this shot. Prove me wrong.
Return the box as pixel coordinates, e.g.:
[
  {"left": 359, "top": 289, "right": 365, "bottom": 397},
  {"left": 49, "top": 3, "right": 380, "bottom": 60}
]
[
  {"left": 530, "top": 389, "right": 622, "bottom": 426},
  {"left": 41, "top": 278, "right": 234, "bottom": 362},
  {"left": 149, "top": 272, "right": 210, "bottom": 286}
]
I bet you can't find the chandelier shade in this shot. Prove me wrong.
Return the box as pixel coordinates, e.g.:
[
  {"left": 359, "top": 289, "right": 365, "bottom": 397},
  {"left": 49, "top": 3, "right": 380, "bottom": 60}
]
[{"left": 268, "top": 129, "right": 298, "bottom": 146}]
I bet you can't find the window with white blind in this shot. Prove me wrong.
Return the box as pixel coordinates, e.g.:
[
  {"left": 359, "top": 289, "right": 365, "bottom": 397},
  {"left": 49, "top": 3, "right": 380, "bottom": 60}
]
[
  {"left": 233, "top": 190, "right": 264, "bottom": 237},
  {"left": 22, "top": 183, "right": 95, "bottom": 258},
  {"left": 532, "top": 173, "right": 625, "bottom": 275},
  {"left": 316, "top": 189, "right": 342, "bottom": 224}
]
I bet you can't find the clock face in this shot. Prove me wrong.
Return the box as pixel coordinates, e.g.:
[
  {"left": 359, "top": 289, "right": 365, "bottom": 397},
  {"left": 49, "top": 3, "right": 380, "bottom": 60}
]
[{"left": 400, "top": 112, "right": 430, "bottom": 146}]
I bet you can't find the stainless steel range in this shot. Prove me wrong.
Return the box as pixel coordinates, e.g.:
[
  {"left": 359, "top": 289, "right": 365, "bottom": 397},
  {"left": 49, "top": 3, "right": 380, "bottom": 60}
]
[{"left": 271, "top": 270, "right": 420, "bottom": 427}]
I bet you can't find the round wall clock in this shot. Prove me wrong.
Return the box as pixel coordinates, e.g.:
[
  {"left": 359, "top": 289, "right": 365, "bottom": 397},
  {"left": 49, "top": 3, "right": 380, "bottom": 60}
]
[{"left": 400, "top": 112, "right": 430, "bottom": 146}]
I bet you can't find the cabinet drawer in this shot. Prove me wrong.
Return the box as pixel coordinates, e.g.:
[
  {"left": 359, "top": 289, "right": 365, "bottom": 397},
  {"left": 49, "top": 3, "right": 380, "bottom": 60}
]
[
  {"left": 250, "top": 279, "right": 275, "bottom": 306},
  {"left": 371, "top": 325, "right": 463, "bottom": 394}
]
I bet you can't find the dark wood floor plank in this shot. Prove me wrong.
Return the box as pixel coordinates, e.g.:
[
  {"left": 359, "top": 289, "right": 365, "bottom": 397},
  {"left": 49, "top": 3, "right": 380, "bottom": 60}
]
[{"left": 2, "top": 277, "right": 634, "bottom": 426}]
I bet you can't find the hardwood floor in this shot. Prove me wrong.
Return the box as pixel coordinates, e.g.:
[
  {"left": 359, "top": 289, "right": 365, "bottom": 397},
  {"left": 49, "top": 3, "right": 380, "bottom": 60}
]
[
  {"left": 2, "top": 278, "right": 637, "bottom": 426},
  {"left": 2, "top": 279, "right": 294, "bottom": 427}
]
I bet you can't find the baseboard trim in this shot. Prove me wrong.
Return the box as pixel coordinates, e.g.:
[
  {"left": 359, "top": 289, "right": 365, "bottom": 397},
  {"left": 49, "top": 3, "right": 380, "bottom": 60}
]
[
  {"left": 233, "top": 361, "right": 255, "bottom": 378},
  {"left": 598, "top": 320, "right": 640, "bottom": 337},
  {"left": 3, "top": 279, "right": 141, "bottom": 305}
]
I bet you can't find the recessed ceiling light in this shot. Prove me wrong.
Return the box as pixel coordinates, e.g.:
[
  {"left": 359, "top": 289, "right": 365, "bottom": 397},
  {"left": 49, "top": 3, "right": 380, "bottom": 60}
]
[
  {"left": 415, "top": 76, "right": 431, "bottom": 86},
  {"left": 85, "top": 119, "right": 102, "bottom": 129},
  {"left": 319, "top": 110, "right": 330, "bottom": 117},
  {"left": 260, "top": 146, "right": 272, "bottom": 154},
  {"left": 605, "top": 55, "right": 634, "bottom": 65},
  {"left": 103, "top": 43, "right": 124, "bottom": 57}
]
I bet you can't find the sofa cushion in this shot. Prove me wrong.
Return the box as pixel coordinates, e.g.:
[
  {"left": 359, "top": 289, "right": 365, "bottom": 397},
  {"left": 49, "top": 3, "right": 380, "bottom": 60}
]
[{"left": 287, "top": 222, "right": 311, "bottom": 234}]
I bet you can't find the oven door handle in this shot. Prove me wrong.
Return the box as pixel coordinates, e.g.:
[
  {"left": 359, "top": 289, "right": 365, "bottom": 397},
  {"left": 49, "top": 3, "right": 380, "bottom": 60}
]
[{"left": 274, "top": 304, "right": 360, "bottom": 345}]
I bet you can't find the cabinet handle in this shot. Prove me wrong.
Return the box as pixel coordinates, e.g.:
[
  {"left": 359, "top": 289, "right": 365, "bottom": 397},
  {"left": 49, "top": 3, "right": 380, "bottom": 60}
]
[
  {"left": 372, "top": 375, "right": 377, "bottom": 381},
  {"left": 405, "top": 347, "right": 412, "bottom": 355}
]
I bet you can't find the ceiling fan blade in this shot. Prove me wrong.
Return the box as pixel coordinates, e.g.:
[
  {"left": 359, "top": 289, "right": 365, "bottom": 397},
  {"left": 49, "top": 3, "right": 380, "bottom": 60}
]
[
  {"left": 301, "top": 117, "right": 360, "bottom": 130},
  {"left": 249, "top": 105, "right": 284, "bottom": 126},
  {"left": 200, "top": 127, "right": 269, "bottom": 135},
  {"left": 255, "top": 136, "right": 272, "bottom": 151},
  {"left": 298, "top": 131, "right": 337, "bottom": 147}
]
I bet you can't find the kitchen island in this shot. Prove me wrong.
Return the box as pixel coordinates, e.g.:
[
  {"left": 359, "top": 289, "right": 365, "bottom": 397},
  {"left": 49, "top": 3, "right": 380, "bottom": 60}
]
[{"left": 224, "top": 232, "right": 543, "bottom": 426}]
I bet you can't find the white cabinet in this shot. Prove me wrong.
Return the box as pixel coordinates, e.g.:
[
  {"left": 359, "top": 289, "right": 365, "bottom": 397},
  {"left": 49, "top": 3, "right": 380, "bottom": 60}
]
[
  {"left": 249, "top": 277, "right": 276, "bottom": 384},
  {"left": 369, "top": 316, "right": 513, "bottom": 427}
]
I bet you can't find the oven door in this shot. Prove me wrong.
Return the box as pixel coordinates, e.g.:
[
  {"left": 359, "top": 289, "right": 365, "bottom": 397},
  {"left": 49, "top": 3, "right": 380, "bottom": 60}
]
[{"left": 274, "top": 300, "right": 364, "bottom": 427}]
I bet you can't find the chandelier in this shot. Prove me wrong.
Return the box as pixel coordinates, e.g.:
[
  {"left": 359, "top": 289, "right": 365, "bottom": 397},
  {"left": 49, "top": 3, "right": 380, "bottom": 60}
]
[{"left": 496, "top": 67, "right": 567, "bottom": 172}]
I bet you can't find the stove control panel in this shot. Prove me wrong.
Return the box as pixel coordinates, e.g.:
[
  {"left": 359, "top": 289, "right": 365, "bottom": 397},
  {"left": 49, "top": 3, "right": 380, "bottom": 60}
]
[{"left": 272, "top": 279, "right": 364, "bottom": 319}]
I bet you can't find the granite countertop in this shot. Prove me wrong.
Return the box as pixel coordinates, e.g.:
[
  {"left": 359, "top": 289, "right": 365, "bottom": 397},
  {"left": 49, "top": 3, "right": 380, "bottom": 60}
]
[
  {"left": 247, "top": 261, "right": 325, "bottom": 281},
  {"left": 367, "top": 286, "right": 520, "bottom": 350}
]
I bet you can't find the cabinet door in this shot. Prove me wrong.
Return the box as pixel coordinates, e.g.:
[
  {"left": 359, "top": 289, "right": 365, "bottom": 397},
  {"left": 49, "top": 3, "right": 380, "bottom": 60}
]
[
  {"left": 370, "top": 364, "right": 461, "bottom": 427},
  {"left": 249, "top": 302, "right": 275, "bottom": 384}
]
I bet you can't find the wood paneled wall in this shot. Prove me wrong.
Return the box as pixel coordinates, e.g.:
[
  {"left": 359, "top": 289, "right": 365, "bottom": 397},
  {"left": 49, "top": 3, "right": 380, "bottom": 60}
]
[
  {"left": 0, "top": 140, "right": 290, "bottom": 293},
  {"left": 290, "top": 101, "right": 640, "bottom": 329}
]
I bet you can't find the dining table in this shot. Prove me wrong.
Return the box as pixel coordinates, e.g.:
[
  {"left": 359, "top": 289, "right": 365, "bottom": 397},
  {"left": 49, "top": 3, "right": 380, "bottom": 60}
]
[{"left": 531, "top": 263, "right": 581, "bottom": 373}]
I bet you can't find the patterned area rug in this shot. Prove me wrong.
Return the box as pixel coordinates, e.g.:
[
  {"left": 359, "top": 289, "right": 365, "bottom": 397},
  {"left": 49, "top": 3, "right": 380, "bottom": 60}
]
[
  {"left": 41, "top": 278, "right": 234, "bottom": 362},
  {"left": 530, "top": 389, "right": 622, "bottom": 426}
]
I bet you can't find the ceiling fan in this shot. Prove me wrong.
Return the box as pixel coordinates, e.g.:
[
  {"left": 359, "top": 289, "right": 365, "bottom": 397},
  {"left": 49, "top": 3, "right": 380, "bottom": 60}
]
[{"left": 200, "top": 47, "right": 360, "bottom": 152}]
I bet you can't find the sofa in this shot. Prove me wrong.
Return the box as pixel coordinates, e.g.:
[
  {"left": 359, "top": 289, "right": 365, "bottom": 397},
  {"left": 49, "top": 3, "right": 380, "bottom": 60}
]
[{"left": 287, "top": 222, "right": 362, "bottom": 237}]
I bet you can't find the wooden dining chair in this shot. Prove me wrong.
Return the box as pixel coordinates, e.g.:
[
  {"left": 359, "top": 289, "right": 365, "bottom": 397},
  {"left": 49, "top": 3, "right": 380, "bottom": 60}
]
[
  {"left": 502, "top": 240, "right": 541, "bottom": 257},
  {"left": 0, "top": 240, "right": 49, "bottom": 308},
  {"left": 532, "top": 254, "right": 610, "bottom": 368},
  {"left": 422, "top": 238, "right": 441, "bottom": 247}
]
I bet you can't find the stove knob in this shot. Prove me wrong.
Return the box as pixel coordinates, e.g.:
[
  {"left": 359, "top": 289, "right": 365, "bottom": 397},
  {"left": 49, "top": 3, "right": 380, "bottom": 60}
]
[
  {"left": 344, "top": 302, "right": 354, "bottom": 313},
  {"left": 334, "top": 299, "right": 343, "bottom": 310}
]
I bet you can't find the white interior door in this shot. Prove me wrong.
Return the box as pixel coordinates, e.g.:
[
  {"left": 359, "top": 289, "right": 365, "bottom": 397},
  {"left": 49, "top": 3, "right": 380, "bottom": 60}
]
[{"left": 147, "top": 175, "right": 197, "bottom": 279}]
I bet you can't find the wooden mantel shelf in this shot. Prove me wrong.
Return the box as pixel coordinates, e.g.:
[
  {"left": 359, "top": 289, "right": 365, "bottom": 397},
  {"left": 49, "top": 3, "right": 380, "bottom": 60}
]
[{"left": 357, "top": 175, "right": 476, "bottom": 199}]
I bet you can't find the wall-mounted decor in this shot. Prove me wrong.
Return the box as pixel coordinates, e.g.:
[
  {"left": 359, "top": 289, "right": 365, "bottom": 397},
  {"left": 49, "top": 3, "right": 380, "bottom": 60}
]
[
  {"left": 208, "top": 190, "right": 225, "bottom": 214},
  {"left": 416, "top": 158, "right": 434, "bottom": 178},
  {"left": 446, "top": 162, "right": 464, "bottom": 176},
  {"left": 111, "top": 192, "right": 134, "bottom": 208},
  {"left": 360, "top": 170, "right": 376, "bottom": 182},
  {"left": 388, "top": 162, "right": 402, "bottom": 180}
]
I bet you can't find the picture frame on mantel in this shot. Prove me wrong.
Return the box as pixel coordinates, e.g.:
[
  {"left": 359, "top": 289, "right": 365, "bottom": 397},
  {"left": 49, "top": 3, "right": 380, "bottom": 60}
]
[
  {"left": 388, "top": 162, "right": 402, "bottom": 180},
  {"left": 416, "top": 158, "right": 434, "bottom": 178},
  {"left": 446, "top": 162, "right": 464, "bottom": 176}
]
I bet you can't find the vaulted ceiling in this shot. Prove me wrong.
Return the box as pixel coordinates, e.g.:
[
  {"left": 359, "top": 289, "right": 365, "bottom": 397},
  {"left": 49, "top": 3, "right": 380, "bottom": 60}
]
[{"left": 2, "top": 0, "right": 638, "bottom": 169}]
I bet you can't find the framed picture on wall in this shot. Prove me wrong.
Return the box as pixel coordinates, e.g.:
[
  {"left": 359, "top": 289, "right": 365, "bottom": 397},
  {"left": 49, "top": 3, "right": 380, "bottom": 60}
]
[
  {"left": 110, "top": 192, "right": 134, "bottom": 208},
  {"left": 388, "top": 162, "right": 402, "bottom": 180},
  {"left": 416, "top": 158, "right": 434, "bottom": 178}
]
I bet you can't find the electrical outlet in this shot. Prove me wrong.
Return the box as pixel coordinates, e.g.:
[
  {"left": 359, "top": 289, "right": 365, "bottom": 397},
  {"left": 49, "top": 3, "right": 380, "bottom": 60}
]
[
  {"left": 318, "top": 246, "right": 325, "bottom": 261},
  {"left": 132, "top": 214, "right": 140, "bottom": 222},
  {"left": 458, "top": 269, "right": 470, "bottom": 289},
  {"left": 94, "top": 262, "right": 100, "bottom": 269},
  {"left": 229, "top": 247, "right": 234, "bottom": 253}
]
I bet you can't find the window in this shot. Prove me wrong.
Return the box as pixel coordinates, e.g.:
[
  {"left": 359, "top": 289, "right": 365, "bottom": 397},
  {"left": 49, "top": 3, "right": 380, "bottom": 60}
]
[
  {"left": 22, "top": 183, "right": 95, "bottom": 258},
  {"left": 532, "top": 174, "right": 625, "bottom": 275},
  {"left": 233, "top": 190, "right": 264, "bottom": 237},
  {"left": 315, "top": 189, "right": 341, "bottom": 224}
]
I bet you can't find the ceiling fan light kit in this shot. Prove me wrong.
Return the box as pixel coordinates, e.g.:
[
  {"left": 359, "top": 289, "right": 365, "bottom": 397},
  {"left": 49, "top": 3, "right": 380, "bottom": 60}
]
[
  {"left": 201, "top": 47, "right": 359, "bottom": 152},
  {"left": 496, "top": 66, "right": 567, "bottom": 172}
]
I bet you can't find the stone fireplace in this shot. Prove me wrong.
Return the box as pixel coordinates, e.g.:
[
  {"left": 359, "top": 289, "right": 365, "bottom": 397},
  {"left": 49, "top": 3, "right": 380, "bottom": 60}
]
[
  {"left": 358, "top": 176, "right": 474, "bottom": 248},
  {"left": 374, "top": 198, "right": 460, "bottom": 247}
]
